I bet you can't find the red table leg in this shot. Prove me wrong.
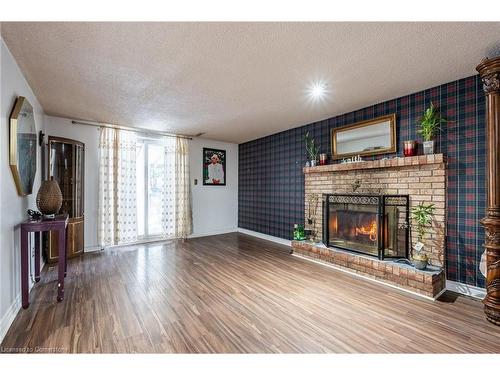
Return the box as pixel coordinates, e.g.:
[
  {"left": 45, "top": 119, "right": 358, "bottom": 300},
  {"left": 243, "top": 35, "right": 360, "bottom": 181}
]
[
  {"left": 21, "top": 229, "right": 29, "bottom": 309},
  {"left": 57, "top": 227, "right": 66, "bottom": 302},
  {"left": 34, "top": 231, "right": 41, "bottom": 282}
]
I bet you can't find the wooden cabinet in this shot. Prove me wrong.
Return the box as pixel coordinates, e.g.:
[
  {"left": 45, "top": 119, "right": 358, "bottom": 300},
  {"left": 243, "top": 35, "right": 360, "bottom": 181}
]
[{"left": 45, "top": 136, "right": 85, "bottom": 263}]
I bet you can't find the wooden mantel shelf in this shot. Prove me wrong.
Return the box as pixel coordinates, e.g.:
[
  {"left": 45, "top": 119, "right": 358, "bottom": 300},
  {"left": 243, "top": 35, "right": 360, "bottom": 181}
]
[{"left": 303, "top": 154, "right": 445, "bottom": 174}]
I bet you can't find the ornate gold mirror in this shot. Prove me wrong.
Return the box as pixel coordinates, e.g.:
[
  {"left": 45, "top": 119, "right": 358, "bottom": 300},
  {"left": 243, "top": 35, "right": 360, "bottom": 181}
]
[
  {"left": 9, "top": 96, "right": 37, "bottom": 196},
  {"left": 331, "top": 114, "right": 397, "bottom": 159}
]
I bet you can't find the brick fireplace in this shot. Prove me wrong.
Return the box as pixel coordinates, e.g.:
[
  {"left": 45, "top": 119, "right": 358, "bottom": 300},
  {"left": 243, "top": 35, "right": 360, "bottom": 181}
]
[{"left": 291, "top": 154, "right": 447, "bottom": 298}]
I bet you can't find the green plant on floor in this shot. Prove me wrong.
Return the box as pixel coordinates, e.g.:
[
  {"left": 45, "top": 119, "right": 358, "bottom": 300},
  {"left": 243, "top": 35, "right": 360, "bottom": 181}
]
[
  {"left": 304, "top": 131, "right": 319, "bottom": 162},
  {"left": 411, "top": 202, "right": 436, "bottom": 263},
  {"left": 417, "top": 102, "right": 447, "bottom": 142}
]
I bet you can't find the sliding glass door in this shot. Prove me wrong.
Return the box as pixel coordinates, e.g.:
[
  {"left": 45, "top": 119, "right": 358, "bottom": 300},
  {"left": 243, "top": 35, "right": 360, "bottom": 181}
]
[{"left": 136, "top": 139, "right": 166, "bottom": 238}]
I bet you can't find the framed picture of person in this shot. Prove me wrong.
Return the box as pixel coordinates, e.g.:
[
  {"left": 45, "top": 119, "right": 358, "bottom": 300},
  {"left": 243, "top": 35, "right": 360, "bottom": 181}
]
[{"left": 203, "top": 148, "right": 226, "bottom": 186}]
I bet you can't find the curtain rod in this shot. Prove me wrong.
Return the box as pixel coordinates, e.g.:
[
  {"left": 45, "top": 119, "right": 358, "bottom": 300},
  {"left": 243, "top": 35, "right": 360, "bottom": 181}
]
[{"left": 71, "top": 120, "right": 193, "bottom": 140}]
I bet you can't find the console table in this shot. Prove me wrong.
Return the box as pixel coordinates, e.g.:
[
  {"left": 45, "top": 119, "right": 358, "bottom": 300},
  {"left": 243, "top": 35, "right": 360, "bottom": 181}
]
[{"left": 19, "top": 214, "right": 68, "bottom": 308}]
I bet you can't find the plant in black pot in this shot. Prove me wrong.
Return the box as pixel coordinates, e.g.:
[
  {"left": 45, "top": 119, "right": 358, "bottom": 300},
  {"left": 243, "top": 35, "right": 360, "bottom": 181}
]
[
  {"left": 417, "top": 102, "right": 446, "bottom": 155},
  {"left": 305, "top": 132, "right": 319, "bottom": 167},
  {"left": 411, "top": 202, "right": 436, "bottom": 270}
]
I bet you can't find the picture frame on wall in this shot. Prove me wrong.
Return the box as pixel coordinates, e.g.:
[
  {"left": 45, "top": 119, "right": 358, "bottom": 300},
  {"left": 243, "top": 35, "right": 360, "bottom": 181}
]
[{"left": 203, "top": 147, "right": 226, "bottom": 186}]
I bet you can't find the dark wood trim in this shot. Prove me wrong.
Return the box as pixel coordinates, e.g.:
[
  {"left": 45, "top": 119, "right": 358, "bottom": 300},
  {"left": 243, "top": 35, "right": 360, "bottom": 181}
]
[
  {"left": 47, "top": 135, "right": 85, "bottom": 148},
  {"left": 477, "top": 56, "right": 500, "bottom": 325}
]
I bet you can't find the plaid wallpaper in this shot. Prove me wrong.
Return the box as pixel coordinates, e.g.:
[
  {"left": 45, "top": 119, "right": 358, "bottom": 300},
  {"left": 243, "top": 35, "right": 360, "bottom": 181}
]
[{"left": 239, "top": 75, "right": 486, "bottom": 288}]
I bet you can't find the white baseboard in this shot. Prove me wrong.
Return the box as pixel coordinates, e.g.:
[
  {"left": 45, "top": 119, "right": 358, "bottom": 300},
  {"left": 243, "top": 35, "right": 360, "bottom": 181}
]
[
  {"left": 446, "top": 280, "right": 486, "bottom": 300},
  {"left": 188, "top": 228, "right": 237, "bottom": 239},
  {"left": 0, "top": 257, "right": 47, "bottom": 343},
  {"left": 0, "top": 295, "right": 21, "bottom": 344},
  {"left": 237, "top": 228, "right": 292, "bottom": 247},
  {"left": 85, "top": 245, "right": 103, "bottom": 253}
]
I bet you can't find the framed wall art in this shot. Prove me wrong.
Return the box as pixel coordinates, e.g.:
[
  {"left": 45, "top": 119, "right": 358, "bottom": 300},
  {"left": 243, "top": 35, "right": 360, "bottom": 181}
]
[{"left": 203, "top": 148, "right": 226, "bottom": 186}]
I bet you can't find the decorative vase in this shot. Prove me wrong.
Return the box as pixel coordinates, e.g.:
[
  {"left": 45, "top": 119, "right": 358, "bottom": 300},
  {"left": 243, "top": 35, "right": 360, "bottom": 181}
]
[
  {"left": 36, "top": 177, "right": 63, "bottom": 218},
  {"left": 413, "top": 254, "right": 428, "bottom": 270},
  {"left": 310, "top": 160, "right": 317, "bottom": 167},
  {"left": 423, "top": 140, "right": 435, "bottom": 155},
  {"left": 403, "top": 140, "right": 417, "bottom": 157}
]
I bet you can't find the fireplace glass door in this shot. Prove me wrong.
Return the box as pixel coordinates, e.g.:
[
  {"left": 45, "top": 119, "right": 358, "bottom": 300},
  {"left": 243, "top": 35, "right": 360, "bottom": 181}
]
[
  {"left": 328, "top": 197, "right": 381, "bottom": 257},
  {"left": 382, "top": 196, "right": 409, "bottom": 259},
  {"left": 323, "top": 194, "right": 409, "bottom": 260}
]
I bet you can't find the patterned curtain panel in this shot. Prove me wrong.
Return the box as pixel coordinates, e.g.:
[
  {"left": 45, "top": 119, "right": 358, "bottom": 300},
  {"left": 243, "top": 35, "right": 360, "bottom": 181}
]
[
  {"left": 160, "top": 136, "right": 192, "bottom": 238},
  {"left": 161, "top": 137, "right": 176, "bottom": 237},
  {"left": 174, "top": 137, "right": 192, "bottom": 238},
  {"left": 98, "top": 127, "right": 138, "bottom": 246}
]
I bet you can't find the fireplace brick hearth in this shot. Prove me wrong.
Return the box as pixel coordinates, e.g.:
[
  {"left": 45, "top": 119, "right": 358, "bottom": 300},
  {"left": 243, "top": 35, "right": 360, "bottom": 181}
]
[{"left": 298, "top": 154, "right": 447, "bottom": 298}]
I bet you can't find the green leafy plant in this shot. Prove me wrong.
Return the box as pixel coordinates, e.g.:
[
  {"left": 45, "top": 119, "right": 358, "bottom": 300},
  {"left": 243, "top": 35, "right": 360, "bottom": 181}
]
[
  {"left": 417, "top": 102, "right": 447, "bottom": 142},
  {"left": 304, "top": 132, "right": 319, "bottom": 161},
  {"left": 411, "top": 202, "right": 436, "bottom": 259}
]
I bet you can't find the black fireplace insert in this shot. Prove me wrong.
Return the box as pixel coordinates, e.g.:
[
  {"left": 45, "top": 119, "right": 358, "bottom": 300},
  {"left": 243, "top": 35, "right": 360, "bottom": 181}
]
[{"left": 322, "top": 194, "right": 409, "bottom": 260}]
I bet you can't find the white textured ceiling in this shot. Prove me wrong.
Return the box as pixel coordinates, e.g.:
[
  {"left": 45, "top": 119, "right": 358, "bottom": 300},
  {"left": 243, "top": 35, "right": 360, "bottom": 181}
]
[{"left": 2, "top": 22, "right": 499, "bottom": 143}]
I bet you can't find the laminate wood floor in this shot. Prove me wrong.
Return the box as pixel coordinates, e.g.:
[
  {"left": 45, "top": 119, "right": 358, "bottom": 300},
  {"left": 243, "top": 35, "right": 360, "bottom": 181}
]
[{"left": 2, "top": 232, "right": 500, "bottom": 353}]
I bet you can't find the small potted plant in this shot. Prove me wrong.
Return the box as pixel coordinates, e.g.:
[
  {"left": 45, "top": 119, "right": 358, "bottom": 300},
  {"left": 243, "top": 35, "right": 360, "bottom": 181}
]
[
  {"left": 411, "top": 202, "right": 436, "bottom": 270},
  {"left": 417, "top": 102, "right": 447, "bottom": 155},
  {"left": 305, "top": 131, "right": 319, "bottom": 167}
]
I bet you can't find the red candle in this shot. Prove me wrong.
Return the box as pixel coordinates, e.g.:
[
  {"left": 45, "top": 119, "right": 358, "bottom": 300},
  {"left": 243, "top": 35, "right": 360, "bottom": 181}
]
[
  {"left": 319, "top": 153, "right": 328, "bottom": 165},
  {"left": 403, "top": 140, "right": 417, "bottom": 157}
]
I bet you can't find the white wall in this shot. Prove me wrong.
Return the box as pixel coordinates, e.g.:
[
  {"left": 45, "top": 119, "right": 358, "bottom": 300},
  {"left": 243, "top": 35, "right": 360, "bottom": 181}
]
[
  {"left": 189, "top": 138, "right": 239, "bottom": 237},
  {"left": 44, "top": 116, "right": 100, "bottom": 250},
  {"left": 0, "top": 38, "right": 46, "bottom": 341}
]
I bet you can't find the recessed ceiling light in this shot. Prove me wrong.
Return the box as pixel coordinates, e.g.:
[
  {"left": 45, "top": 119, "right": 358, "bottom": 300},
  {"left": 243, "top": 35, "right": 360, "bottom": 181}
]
[{"left": 308, "top": 81, "right": 328, "bottom": 101}]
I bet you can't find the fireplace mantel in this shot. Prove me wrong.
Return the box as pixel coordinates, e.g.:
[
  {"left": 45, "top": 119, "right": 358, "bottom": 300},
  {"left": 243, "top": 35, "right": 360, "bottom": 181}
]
[{"left": 304, "top": 154, "right": 445, "bottom": 174}]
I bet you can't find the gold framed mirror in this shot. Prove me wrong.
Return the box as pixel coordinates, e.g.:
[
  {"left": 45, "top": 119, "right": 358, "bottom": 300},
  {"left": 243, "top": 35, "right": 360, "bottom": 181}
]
[
  {"left": 9, "top": 96, "right": 37, "bottom": 196},
  {"left": 331, "top": 114, "right": 396, "bottom": 160}
]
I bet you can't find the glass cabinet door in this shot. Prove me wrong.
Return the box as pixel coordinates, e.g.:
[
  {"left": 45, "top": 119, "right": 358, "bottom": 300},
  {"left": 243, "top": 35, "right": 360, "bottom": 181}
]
[
  {"left": 48, "top": 137, "right": 85, "bottom": 219},
  {"left": 50, "top": 141, "right": 74, "bottom": 217},
  {"left": 73, "top": 144, "right": 84, "bottom": 218}
]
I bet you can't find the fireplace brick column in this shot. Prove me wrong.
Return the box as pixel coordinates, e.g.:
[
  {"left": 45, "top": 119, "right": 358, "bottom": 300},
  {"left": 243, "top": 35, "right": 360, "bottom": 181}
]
[{"left": 477, "top": 56, "right": 500, "bottom": 325}]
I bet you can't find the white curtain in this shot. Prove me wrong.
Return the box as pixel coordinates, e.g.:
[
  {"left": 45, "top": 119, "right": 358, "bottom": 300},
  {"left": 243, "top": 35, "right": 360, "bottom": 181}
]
[
  {"left": 98, "top": 127, "right": 192, "bottom": 246},
  {"left": 174, "top": 137, "right": 192, "bottom": 238},
  {"left": 161, "top": 137, "right": 176, "bottom": 237},
  {"left": 160, "top": 137, "right": 192, "bottom": 238},
  {"left": 98, "top": 127, "right": 138, "bottom": 246}
]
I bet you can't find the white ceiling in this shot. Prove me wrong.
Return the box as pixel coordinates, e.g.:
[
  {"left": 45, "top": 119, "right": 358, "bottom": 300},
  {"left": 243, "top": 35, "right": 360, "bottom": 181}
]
[{"left": 2, "top": 22, "right": 499, "bottom": 143}]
